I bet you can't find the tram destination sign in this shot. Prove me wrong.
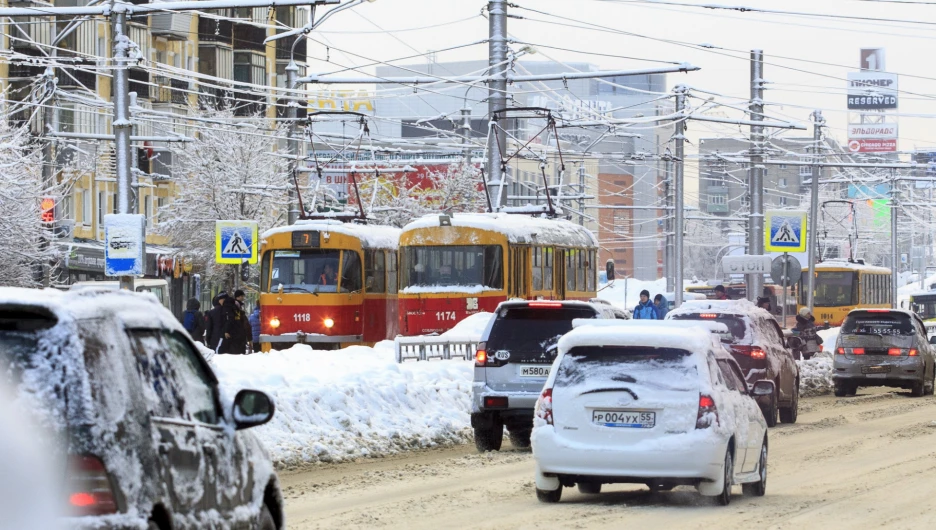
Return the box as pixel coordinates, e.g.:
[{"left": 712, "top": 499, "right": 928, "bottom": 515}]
[{"left": 291, "top": 231, "right": 321, "bottom": 248}]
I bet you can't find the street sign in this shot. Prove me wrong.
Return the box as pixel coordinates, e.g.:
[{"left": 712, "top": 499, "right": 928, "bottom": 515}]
[
  {"left": 765, "top": 210, "right": 807, "bottom": 253},
  {"left": 847, "top": 72, "right": 898, "bottom": 110},
  {"left": 771, "top": 255, "right": 802, "bottom": 285},
  {"left": 722, "top": 255, "right": 772, "bottom": 275},
  {"left": 104, "top": 214, "right": 145, "bottom": 276},
  {"left": 216, "top": 220, "right": 258, "bottom": 264}
]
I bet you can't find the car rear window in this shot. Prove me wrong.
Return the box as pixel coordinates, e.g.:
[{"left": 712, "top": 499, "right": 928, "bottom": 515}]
[
  {"left": 486, "top": 306, "right": 596, "bottom": 353},
  {"left": 669, "top": 313, "right": 747, "bottom": 342},
  {"left": 554, "top": 346, "right": 697, "bottom": 391},
  {"left": 842, "top": 313, "right": 914, "bottom": 336},
  {"left": 0, "top": 309, "right": 58, "bottom": 383}
]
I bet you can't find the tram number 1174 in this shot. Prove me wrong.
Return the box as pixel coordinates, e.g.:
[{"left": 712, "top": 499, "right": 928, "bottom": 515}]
[{"left": 435, "top": 311, "right": 457, "bottom": 321}]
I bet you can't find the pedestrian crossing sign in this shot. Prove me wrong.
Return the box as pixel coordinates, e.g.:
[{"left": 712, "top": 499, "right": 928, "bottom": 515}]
[
  {"left": 216, "top": 220, "right": 258, "bottom": 264},
  {"left": 765, "top": 210, "right": 807, "bottom": 253}
]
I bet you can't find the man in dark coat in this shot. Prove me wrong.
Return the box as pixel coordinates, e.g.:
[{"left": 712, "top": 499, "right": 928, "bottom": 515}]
[
  {"left": 222, "top": 290, "right": 249, "bottom": 354},
  {"left": 205, "top": 293, "right": 228, "bottom": 351},
  {"left": 181, "top": 297, "right": 206, "bottom": 343}
]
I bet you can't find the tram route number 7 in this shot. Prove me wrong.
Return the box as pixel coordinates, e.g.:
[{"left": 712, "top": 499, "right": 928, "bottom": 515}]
[{"left": 435, "top": 311, "right": 457, "bottom": 321}]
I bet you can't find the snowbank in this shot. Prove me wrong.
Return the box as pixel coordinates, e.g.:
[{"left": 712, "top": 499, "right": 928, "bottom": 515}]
[
  {"left": 798, "top": 352, "right": 834, "bottom": 397},
  {"left": 210, "top": 342, "right": 473, "bottom": 468},
  {"left": 439, "top": 311, "right": 493, "bottom": 341},
  {"left": 595, "top": 277, "right": 668, "bottom": 311}
]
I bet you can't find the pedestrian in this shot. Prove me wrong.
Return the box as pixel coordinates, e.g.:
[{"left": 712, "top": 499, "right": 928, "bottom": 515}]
[
  {"left": 249, "top": 302, "right": 262, "bottom": 354},
  {"left": 222, "top": 289, "right": 249, "bottom": 354},
  {"left": 795, "top": 307, "right": 823, "bottom": 358},
  {"left": 653, "top": 293, "right": 669, "bottom": 320},
  {"left": 633, "top": 290, "right": 659, "bottom": 320},
  {"left": 181, "top": 297, "right": 206, "bottom": 343},
  {"left": 756, "top": 296, "right": 772, "bottom": 313},
  {"left": 714, "top": 284, "right": 729, "bottom": 300},
  {"left": 205, "top": 293, "right": 228, "bottom": 351}
]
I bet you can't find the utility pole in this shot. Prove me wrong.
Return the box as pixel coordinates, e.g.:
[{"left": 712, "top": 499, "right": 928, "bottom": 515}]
[
  {"left": 487, "top": 0, "right": 508, "bottom": 211},
  {"left": 806, "top": 110, "right": 824, "bottom": 312},
  {"left": 747, "top": 49, "right": 765, "bottom": 302},
  {"left": 674, "top": 86, "right": 686, "bottom": 307},
  {"left": 286, "top": 61, "right": 300, "bottom": 224},
  {"left": 578, "top": 164, "right": 586, "bottom": 226},
  {"left": 112, "top": 6, "right": 134, "bottom": 291},
  {"left": 664, "top": 150, "right": 674, "bottom": 293},
  {"left": 891, "top": 177, "right": 899, "bottom": 308},
  {"left": 460, "top": 105, "right": 472, "bottom": 166}
]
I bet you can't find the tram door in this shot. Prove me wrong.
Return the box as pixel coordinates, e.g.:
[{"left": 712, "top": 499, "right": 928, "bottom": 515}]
[{"left": 555, "top": 249, "right": 566, "bottom": 300}]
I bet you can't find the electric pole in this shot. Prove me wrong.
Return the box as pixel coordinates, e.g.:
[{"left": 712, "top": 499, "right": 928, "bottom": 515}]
[
  {"left": 891, "top": 176, "right": 899, "bottom": 308},
  {"left": 806, "top": 110, "right": 824, "bottom": 312},
  {"left": 578, "top": 164, "right": 586, "bottom": 226},
  {"left": 747, "top": 49, "right": 765, "bottom": 302},
  {"left": 674, "top": 86, "right": 687, "bottom": 307},
  {"left": 664, "top": 149, "right": 674, "bottom": 293},
  {"left": 286, "top": 60, "right": 300, "bottom": 224},
  {"left": 112, "top": 6, "right": 134, "bottom": 291},
  {"left": 487, "top": 0, "right": 508, "bottom": 211}
]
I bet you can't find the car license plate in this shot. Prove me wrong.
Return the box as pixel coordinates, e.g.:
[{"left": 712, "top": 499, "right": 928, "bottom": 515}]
[
  {"left": 861, "top": 365, "right": 891, "bottom": 375},
  {"left": 518, "top": 365, "right": 551, "bottom": 378},
  {"left": 592, "top": 410, "right": 656, "bottom": 428}
]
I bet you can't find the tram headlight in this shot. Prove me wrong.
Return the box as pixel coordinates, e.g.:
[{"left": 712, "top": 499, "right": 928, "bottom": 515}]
[
  {"left": 323, "top": 318, "right": 335, "bottom": 329},
  {"left": 270, "top": 316, "right": 280, "bottom": 329}
]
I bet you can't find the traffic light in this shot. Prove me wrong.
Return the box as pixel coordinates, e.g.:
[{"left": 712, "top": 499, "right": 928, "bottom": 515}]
[
  {"left": 240, "top": 261, "right": 250, "bottom": 282},
  {"left": 40, "top": 197, "right": 55, "bottom": 224}
]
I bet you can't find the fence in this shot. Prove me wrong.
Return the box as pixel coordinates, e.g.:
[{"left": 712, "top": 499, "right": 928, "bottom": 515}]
[{"left": 394, "top": 336, "right": 480, "bottom": 363}]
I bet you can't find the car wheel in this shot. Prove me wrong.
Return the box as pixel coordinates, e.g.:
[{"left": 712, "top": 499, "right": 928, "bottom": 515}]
[
  {"left": 473, "top": 423, "right": 503, "bottom": 452},
  {"left": 716, "top": 449, "right": 733, "bottom": 506},
  {"left": 779, "top": 380, "right": 799, "bottom": 424},
  {"left": 742, "top": 438, "right": 768, "bottom": 497},
  {"left": 833, "top": 380, "right": 849, "bottom": 397},
  {"left": 258, "top": 504, "right": 277, "bottom": 530},
  {"left": 577, "top": 483, "right": 601, "bottom": 494},
  {"left": 536, "top": 486, "right": 562, "bottom": 503},
  {"left": 927, "top": 374, "right": 935, "bottom": 396},
  {"left": 508, "top": 428, "right": 532, "bottom": 449},
  {"left": 761, "top": 390, "right": 778, "bottom": 427},
  {"left": 911, "top": 379, "right": 925, "bottom": 397}
]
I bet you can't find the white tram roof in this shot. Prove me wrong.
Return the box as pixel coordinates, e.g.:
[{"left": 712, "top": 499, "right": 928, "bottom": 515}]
[
  {"left": 262, "top": 220, "right": 400, "bottom": 249},
  {"left": 402, "top": 213, "right": 598, "bottom": 248},
  {"left": 808, "top": 260, "right": 891, "bottom": 274}
]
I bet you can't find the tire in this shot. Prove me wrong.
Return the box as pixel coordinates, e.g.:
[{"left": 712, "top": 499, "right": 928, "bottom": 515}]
[
  {"left": 742, "top": 439, "right": 768, "bottom": 497},
  {"left": 474, "top": 423, "right": 503, "bottom": 452},
  {"left": 927, "top": 373, "right": 935, "bottom": 396},
  {"left": 847, "top": 382, "right": 859, "bottom": 396},
  {"left": 833, "top": 380, "right": 849, "bottom": 397},
  {"left": 508, "top": 428, "right": 532, "bottom": 449},
  {"left": 716, "top": 449, "right": 733, "bottom": 506},
  {"left": 577, "top": 483, "right": 601, "bottom": 494},
  {"left": 911, "top": 379, "right": 925, "bottom": 398},
  {"left": 258, "top": 504, "right": 277, "bottom": 530},
  {"left": 761, "top": 390, "right": 778, "bottom": 427},
  {"left": 779, "top": 380, "right": 799, "bottom": 424},
  {"left": 536, "top": 487, "right": 562, "bottom": 503}
]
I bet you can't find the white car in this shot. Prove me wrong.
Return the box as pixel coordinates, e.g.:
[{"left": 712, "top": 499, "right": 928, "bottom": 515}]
[{"left": 531, "top": 321, "right": 773, "bottom": 505}]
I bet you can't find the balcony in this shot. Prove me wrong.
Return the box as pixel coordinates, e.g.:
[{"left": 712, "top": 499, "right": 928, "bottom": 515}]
[
  {"left": 198, "top": 16, "right": 233, "bottom": 45},
  {"left": 151, "top": 13, "right": 193, "bottom": 40},
  {"left": 56, "top": 59, "right": 98, "bottom": 91},
  {"left": 276, "top": 35, "right": 307, "bottom": 62},
  {"left": 8, "top": 61, "right": 45, "bottom": 80},
  {"left": 129, "top": 68, "right": 151, "bottom": 100},
  {"left": 154, "top": 77, "right": 190, "bottom": 106},
  {"left": 232, "top": 24, "right": 267, "bottom": 53},
  {"left": 8, "top": 2, "right": 53, "bottom": 52},
  {"left": 231, "top": 88, "right": 266, "bottom": 116}
]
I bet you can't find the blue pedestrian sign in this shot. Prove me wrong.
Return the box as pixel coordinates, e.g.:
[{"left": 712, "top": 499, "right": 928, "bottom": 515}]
[
  {"left": 104, "top": 214, "right": 146, "bottom": 276},
  {"left": 216, "top": 220, "right": 258, "bottom": 264},
  {"left": 765, "top": 210, "right": 807, "bottom": 253}
]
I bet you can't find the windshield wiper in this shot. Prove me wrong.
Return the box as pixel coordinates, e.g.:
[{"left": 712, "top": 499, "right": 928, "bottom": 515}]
[{"left": 282, "top": 286, "right": 317, "bottom": 296}]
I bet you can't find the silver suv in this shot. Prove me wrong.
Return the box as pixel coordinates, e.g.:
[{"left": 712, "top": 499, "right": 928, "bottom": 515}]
[
  {"left": 471, "top": 300, "right": 623, "bottom": 452},
  {"left": 833, "top": 309, "right": 936, "bottom": 397}
]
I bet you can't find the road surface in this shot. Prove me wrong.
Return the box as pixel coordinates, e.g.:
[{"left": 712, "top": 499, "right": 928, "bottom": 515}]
[{"left": 282, "top": 387, "right": 936, "bottom": 529}]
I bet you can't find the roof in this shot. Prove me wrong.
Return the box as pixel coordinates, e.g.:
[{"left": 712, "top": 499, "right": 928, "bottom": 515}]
[
  {"left": 262, "top": 220, "right": 400, "bottom": 250},
  {"left": 0, "top": 287, "right": 182, "bottom": 331},
  {"left": 401, "top": 213, "right": 598, "bottom": 247},
  {"left": 810, "top": 260, "right": 891, "bottom": 273},
  {"left": 846, "top": 307, "right": 917, "bottom": 318},
  {"left": 559, "top": 321, "right": 725, "bottom": 357},
  {"left": 668, "top": 298, "right": 775, "bottom": 320}
]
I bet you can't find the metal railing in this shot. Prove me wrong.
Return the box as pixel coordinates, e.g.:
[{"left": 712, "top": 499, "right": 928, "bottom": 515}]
[{"left": 394, "top": 336, "right": 479, "bottom": 363}]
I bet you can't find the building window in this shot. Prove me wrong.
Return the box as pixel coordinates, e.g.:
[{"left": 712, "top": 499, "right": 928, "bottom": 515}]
[
  {"left": 234, "top": 51, "right": 265, "bottom": 84},
  {"left": 778, "top": 177, "right": 787, "bottom": 188},
  {"left": 613, "top": 210, "right": 631, "bottom": 236},
  {"left": 97, "top": 191, "right": 106, "bottom": 226},
  {"left": 740, "top": 194, "right": 750, "bottom": 208},
  {"left": 709, "top": 195, "right": 726, "bottom": 205},
  {"left": 779, "top": 164, "right": 787, "bottom": 169},
  {"left": 799, "top": 158, "right": 812, "bottom": 176},
  {"left": 779, "top": 196, "right": 788, "bottom": 206}
]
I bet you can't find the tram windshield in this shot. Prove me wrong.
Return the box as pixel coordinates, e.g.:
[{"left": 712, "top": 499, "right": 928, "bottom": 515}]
[
  {"left": 401, "top": 245, "right": 503, "bottom": 290},
  {"left": 266, "top": 249, "right": 362, "bottom": 294}
]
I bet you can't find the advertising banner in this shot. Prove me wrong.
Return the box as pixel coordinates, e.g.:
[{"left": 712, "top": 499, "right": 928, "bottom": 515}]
[
  {"left": 847, "top": 138, "right": 897, "bottom": 153},
  {"left": 847, "top": 72, "right": 898, "bottom": 110},
  {"left": 847, "top": 123, "right": 897, "bottom": 139}
]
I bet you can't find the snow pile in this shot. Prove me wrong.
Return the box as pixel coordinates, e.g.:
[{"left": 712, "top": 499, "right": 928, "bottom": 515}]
[
  {"left": 798, "top": 352, "right": 834, "bottom": 396},
  {"left": 595, "top": 277, "right": 667, "bottom": 311},
  {"left": 210, "top": 342, "right": 473, "bottom": 468},
  {"left": 439, "top": 311, "right": 493, "bottom": 341}
]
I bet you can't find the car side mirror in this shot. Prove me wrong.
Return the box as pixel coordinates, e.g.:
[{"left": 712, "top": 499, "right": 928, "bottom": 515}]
[
  {"left": 929, "top": 336, "right": 936, "bottom": 345},
  {"left": 750, "top": 380, "right": 775, "bottom": 397},
  {"left": 232, "top": 389, "right": 275, "bottom": 430}
]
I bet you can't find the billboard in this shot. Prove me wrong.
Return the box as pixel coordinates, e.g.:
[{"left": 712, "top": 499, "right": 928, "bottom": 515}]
[
  {"left": 847, "top": 124, "right": 897, "bottom": 139},
  {"left": 847, "top": 138, "right": 897, "bottom": 153},
  {"left": 847, "top": 72, "right": 898, "bottom": 110}
]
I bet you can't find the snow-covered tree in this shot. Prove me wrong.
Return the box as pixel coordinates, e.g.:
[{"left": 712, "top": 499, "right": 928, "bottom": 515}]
[
  {"left": 0, "top": 121, "right": 61, "bottom": 287},
  {"left": 157, "top": 109, "right": 290, "bottom": 283},
  {"left": 424, "top": 161, "right": 488, "bottom": 214}
]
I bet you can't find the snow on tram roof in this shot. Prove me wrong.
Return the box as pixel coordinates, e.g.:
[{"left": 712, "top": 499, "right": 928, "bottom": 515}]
[
  {"left": 809, "top": 260, "right": 890, "bottom": 273},
  {"left": 262, "top": 220, "right": 400, "bottom": 249},
  {"left": 401, "top": 213, "right": 598, "bottom": 247}
]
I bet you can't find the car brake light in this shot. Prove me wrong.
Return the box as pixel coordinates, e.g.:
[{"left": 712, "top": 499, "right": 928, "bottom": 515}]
[
  {"left": 888, "top": 348, "right": 902, "bottom": 356},
  {"left": 750, "top": 347, "right": 766, "bottom": 360},
  {"left": 909, "top": 348, "right": 919, "bottom": 356},
  {"left": 535, "top": 387, "right": 553, "bottom": 425},
  {"left": 67, "top": 455, "right": 117, "bottom": 516},
  {"left": 865, "top": 309, "right": 890, "bottom": 313},
  {"left": 853, "top": 348, "right": 865, "bottom": 355},
  {"left": 475, "top": 345, "right": 488, "bottom": 366},
  {"left": 484, "top": 396, "right": 508, "bottom": 408},
  {"left": 836, "top": 347, "right": 845, "bottom": 355},
  {"left": 838, "top": 347, "right": 866, "bottom": 355},
  {"left": 699, "top": 313, "right": 718, "bottom": 319},
  {"left": 696, "top": 394, "right": 718, "bottom": 429},
  {"left": 528, "top": 301, "right": 563, "bottom": 308}
]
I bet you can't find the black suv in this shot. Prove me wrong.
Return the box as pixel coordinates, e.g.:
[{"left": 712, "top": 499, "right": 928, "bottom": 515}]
[
  {"left": 0, "top": 288, "right": 283, "bottom": 529},
  {"left": 471, "top": 300, "right": 623, "bottom": 451}
]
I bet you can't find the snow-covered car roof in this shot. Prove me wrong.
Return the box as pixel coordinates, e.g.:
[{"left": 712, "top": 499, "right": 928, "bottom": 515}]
[
  {"left": 0, "top": 287, "right": 182, "bottom": 331},
  {"left": 560, "top": 321, "right": 729, "bottom": 358},
  {"left": 262, "top": 219, "right": 400, "bottom": 249},
  {"left": 668, "top": 298, "right": 774, "bottom": 320},
  {"left": 401, "top": 213, "right": 598, "bottom": 248},
  {"left": 845, "top": 307, "right": 918, "bottom": 319}
]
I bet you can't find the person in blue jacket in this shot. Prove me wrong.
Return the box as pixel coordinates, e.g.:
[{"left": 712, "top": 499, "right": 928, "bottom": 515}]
[
  {"left": 653, "top": 293, "right": 669, "bottom": 320},
  {"left": 249, "top": 302, "right": 262, "bottom": 354},
  {"left": 633, "top": 290, "right": 660, "bottom": 320}
]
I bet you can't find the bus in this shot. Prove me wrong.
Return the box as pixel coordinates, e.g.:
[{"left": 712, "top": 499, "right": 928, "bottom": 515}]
[
  {"left": 398, "top": 213, "right": 598, "bottom": 336},
  {"left": 257, "top": 220, "right": 401, "bottom": 350},
  {"left": 797, "top": 260, "right": 891, "bottom": 326},
  {"left": 908, "top": 291, "right": 936, "bottom": 322}
]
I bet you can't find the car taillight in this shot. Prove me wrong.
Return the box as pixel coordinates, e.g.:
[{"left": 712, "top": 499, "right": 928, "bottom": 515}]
[
  {"left": 528, "top": 301, "right": 563, "bottom": 308},
  {"left": 888, "top": 348, "right": 902, "bottom": 356},
  {"left": 750, "top": 347, "right": 766, "bottom": 360},
  {"left": 67, "top": 455, "right": 117, "bottom": 516},
  {"left": 909, "top": 348, "right": 919, "bottom": 357},
  {"left": 699, "top": 313, "right": 718, "bottom": 319},
  {"left": 885, "top": 348, "right": 918, "bottom": 356},
  {"left": 732, "top": 345, "right": 766, "bottom": 360},
  {"left": 484, "top": 396, "right": 508, "bottom": 408},
  {"left": 475, "top": 342, "right": 487, "bottom": 366},
  {"left": 696, "top": 394, "right": 718, "bottom": 429},
  {"left": 535, "top": 387, "right": 553, "bottom": 425},
  {"left": 838, "top": 347, "right": 865, "bottom": 355},
  {"left": 836, "top": 347, "right": 845, "bottom": 355}
]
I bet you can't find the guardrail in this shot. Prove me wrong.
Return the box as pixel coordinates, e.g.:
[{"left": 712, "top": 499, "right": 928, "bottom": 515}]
[{"left": 394, "top": 336, "right": 479, "bottom": 363}]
